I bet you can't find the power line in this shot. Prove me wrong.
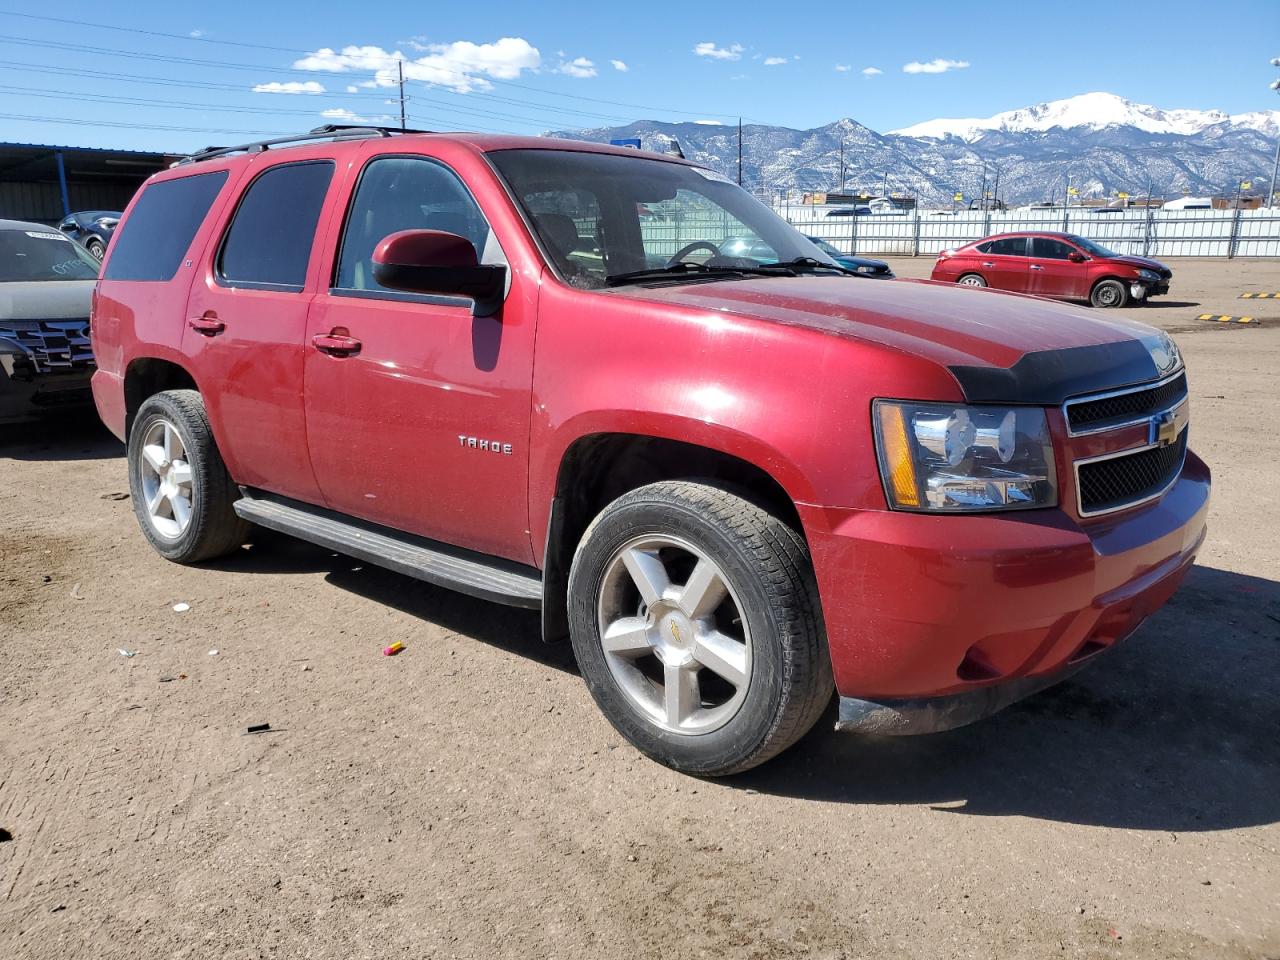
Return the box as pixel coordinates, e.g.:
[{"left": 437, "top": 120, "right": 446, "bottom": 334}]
[{"left": 0, "top": 27, "right": 748, "bottom": 121}]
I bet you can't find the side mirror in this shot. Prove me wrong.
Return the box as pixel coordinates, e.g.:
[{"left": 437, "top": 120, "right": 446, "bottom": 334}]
[
  {"left": 1067, "top": 252, "right": 1086, "bottom": 263},
  {"left": 372, "top": 230, "right": 506, "bottom": 317}
]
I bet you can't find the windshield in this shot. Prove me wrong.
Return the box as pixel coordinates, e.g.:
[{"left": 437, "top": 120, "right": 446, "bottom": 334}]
[
  {"left": 0, "top": 229, "right": 100, "bottom": 282},
  {"left": 489, "top": 149, "right": 832, "bottom": 287},
  {"left": 1067, "top": 235, "right": 1119, "bottom": 258}
]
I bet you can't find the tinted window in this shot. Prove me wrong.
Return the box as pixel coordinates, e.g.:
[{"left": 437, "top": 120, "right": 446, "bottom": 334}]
[
  {"left": 103, "top": 171, "right": 227, "bottom": 282},
  {"left": 1032, "top": 237, "right": 1075, "bottom": 259},
  {"left": 984, "top": 237, "right": 1028, "bottom": 256},
  {"left": 335, "top": 156, "right": 493, "bottom": 293},
  {"left": 219, "top": 161, "right": 333, "bottom": 290}
]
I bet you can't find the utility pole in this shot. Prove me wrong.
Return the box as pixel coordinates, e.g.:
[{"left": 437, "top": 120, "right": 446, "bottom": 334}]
[
  {"left": 397, "top": 59, "right": 406, "bottom": 130},
  {"left": 978, "top": 169, "right": 988, "bottom": 212},
  {"left": 737, "top": 117, "right": 743, "bottom": 186},
  {"left": 992, "top": 167, "right": 1000, "bottom": 211},
  {"left": 839, "top": 140, "right": 845, "bottom": 193},
  {"left": 1268, "top": 58, "right": 1280, "bottom": 209}
]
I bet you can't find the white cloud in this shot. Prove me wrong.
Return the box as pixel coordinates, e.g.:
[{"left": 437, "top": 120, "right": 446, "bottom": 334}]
[
  {"left": 252, "top": 80, "right": 326, "bottom": 95},
  {"left": 345, "top": 84, "right": 358, "bottom": 93},
  {"left": 610, "top": 59, "right": 628, "bottom": 72},
  {"left": 189, "top": 29, "right": 204, "bottom": 38},
  {"left": 763, "top": 56, "right": 787, "bottom": 66},
  {"left": 902, "top": 58, "right": 969, "bottom": 75},
  {"left": 293, "top": 37, "right": 541, "bottom": 94},
  {"left": 862, "top": 66, "right": 883, "bottom": 77},
  {"left": 557, "top": 56, "right": 597, "bottom": 78},
  {"left": 693, "top": 41, "right": 743, "bottom": 61},
  {"left": 693, "top": 119, "right": 724, "bottom": 125},
  {"left": 321, "top": 108, "right": 370, "bottom": 122},
  {"left": 835, "top": 64, "right": 852, "bottom": 72},
  {"left": 729, "top": 73, "right": 747, "bottom": 81}
]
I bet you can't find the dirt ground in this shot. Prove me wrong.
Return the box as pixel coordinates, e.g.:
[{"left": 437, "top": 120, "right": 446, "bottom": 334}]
[{"left": 2, "top": 258, "right": 1278, "bottom": 960}]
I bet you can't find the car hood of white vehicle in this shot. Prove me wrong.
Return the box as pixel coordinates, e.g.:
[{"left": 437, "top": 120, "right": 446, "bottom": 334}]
[{"left": 0, "top": 280, "right": 95, "bottom": 321}]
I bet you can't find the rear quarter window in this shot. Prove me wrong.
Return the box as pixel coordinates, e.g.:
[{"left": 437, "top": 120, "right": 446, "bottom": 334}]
[{"left": 103, "top": 170, "right": 228, "bottom": 282}]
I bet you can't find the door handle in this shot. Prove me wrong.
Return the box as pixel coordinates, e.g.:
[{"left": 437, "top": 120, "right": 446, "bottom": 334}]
[
  {"left": 981, "top": 261, "right": 995, "bottom": 268},
  {"left": 1029, "top": 264, "right": 1044, "bottom": 270},
  {"left": 312, "top": 332, "right": 362, "bottom": 357},
  {"left": 188, "top": 315, "right": 225, "bottom": 336}
]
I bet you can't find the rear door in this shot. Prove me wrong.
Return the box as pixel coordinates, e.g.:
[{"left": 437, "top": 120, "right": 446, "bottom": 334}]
[
  {"left": 182, "top": 152, "right": 340, "bottom": 504},
  {"left": 1028, "top": 236, "right": 1085, "bottom": 299},
  {"left": 977, "top": 237, "right": 1030, "bottom": 291}
]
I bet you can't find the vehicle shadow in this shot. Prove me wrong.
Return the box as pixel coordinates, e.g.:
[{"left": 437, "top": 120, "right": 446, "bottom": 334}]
[
  {"left": 1147, "top": 300, "right": 1201, "bottom": 309},
  {"left": 0, "top": 416, "right": 121, "bottom": 462},
  {"left": 207, "top": 532, "right": 573, "bottom": 675},
  {"left": 734, "top": 563, "right": 1280, "bottom": 832}
]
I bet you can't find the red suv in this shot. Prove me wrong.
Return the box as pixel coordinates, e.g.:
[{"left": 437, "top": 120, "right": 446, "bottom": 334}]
[
  {"left": 91, "top": 127, "right": 1209, "bottom": 775},
  {"left": 931, "top": 231, "right": 1172, "bottom": 307}
]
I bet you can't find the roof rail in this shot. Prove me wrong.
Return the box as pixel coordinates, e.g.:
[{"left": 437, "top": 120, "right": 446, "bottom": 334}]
[{"left": 175, "top": 124, "right": 435, "bottom": 166}]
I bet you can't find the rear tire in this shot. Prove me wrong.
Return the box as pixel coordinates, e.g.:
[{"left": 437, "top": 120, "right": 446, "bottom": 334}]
[
  {"left": 127, "top": 390, "right": 248, "bottom": 563},
  {"left": 1090, "top": 279, "right": 1129, "bottom": 308},
  {"left": 567, "top": 480, "right": 833, "bottom": 776},
  {"left": 957, "top": 273, "right": 987, "bottom": 287},
  {"left": 86, "top": 238, "right": 105, "bottom": 260}
]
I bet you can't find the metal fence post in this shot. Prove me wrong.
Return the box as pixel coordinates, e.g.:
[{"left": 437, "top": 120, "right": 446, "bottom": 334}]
[
  {"left": 851, "top": 212, "right": 858, "bottom": 255},
  {"left": 912, "top": 209, "right": 921, "bottom": 256},
  {"left": 1143, "top": 206, "right": 1153, "bottom": 257},
  {"left": 983, "top": 210, "right": 992, "bottom": 237},
  {"left": 1227, "top": 205, "right": 1242, "bottom": 259}
]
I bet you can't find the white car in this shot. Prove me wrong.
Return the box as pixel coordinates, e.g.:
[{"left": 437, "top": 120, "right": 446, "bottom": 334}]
[{"left": 0, "top": 219, "right": 99, "bottom": 423}]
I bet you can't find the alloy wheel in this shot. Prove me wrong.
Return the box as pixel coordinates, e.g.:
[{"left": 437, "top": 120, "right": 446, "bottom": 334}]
[
  {"left": 596, "top": 535, "right": 752, "bottom": 734},
  {"left": 138, "top": 419, "right": 195, "bottom": 540}
]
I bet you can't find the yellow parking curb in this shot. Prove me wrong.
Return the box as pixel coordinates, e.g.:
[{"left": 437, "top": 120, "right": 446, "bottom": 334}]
[
  {"left": 1238, "top": 292, "right": 1279, "bottom": 299},
  {"left": 1198, "top": 314, "right": 1257, "bottom": 324}
]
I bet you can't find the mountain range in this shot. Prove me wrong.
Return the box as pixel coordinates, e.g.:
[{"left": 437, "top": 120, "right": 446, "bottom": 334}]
[{"left": 548, "top": 93, "right": 1280, "bottom": 206}]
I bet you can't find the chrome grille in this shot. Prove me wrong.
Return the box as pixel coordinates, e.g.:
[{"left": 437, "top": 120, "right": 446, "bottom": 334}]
[
  {"left": 1077, "top": 431, "right": 1187, "bottom": 515},
  {"left": 0, "top": 319, "right": 94, "bottom": 373},
  {"left": 1064, "top": 371, "right": 1187, "bottom": 435}
]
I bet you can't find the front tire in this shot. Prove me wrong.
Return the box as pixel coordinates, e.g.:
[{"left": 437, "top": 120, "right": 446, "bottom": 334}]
[
  {"left": 127, "top": 390, "right": 248, "bottom": 563},
  {"left": 567, "top": 481, "right": 833, "bottom": 776},
  {"left": 1090, "top": 278, "right": 1129, "bottom": 308},
  {"left": 957, "top": 273, "right": 987, "bottom": 288},
  {"left": 86, "top": 238, "right": 105, "bottom": 260}
]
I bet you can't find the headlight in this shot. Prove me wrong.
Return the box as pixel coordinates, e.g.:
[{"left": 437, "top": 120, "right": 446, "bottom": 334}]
[
  {"left": 873, "top": 400, "right": 1058, "bottom": 512},
  {"left": 857, "top": 265, "right": 876, "bottom": 274},
  {"left": 1137, "top": 269, "right": 1159, "bottom": 281}
]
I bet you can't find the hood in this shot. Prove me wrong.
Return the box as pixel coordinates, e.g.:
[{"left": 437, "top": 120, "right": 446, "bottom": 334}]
[
  {"left": 0, "top": 280, "right": 95, "bottom": 321},
  {"left": 608, "top": 276, "right": 1180, "bottom": 404},
  {"left": 1106, "top": 254, "right": 1171, "bottom": 277}
]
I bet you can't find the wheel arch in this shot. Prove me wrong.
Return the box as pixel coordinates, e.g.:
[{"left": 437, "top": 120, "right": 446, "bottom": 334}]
[
  {"left": 539, "top": 429, "right": 805, "bottom": 644},
  {"left": 123, "top": 357, "right": 199, "bottom": 439}
]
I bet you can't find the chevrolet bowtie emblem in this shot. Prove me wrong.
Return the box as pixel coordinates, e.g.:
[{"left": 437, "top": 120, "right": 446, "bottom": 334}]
[{"left": 1152, "top": 411, "right": 1178, "bottom": 447}]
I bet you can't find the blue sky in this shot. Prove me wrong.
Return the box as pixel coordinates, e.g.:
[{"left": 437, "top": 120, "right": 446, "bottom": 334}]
[{"left": 0, "top": 0, "right": 1277, "bottom": 152}]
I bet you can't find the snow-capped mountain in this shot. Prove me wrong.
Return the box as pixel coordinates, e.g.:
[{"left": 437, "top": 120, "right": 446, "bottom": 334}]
[
  {"left": 549, "top": 92, "right": 1278, "bottom": 205},
  {"left": 889, "top": 92, "right": 1276, "bottom": 141}
]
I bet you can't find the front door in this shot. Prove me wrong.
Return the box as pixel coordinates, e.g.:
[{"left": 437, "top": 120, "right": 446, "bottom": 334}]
[
  {"left": 1028, "top": 236, "right": 1086, "bottom": 299},
  {"left": 182, "top": 155, "right": 338, "bottom": 504},
  {"left": 302, "top": 153, "right": 538, "bottom": 564}
]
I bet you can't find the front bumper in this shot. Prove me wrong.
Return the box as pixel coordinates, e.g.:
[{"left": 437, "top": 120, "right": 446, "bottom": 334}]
[
  {"left": 799, "top": 452, "right": 1210, "bottom": 730},
  {"left": 0, "top": 354, "right": 95, "bottom": 423}
]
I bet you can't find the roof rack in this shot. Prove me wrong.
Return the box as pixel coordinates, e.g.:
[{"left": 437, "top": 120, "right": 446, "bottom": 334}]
[{"left": 175, "top": 124, "right": 435, "bottom": 166}]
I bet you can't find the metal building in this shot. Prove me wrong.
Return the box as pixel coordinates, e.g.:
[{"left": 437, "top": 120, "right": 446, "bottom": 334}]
[{"left": 0, "top": 142, "right": 179, "bottom": 225}]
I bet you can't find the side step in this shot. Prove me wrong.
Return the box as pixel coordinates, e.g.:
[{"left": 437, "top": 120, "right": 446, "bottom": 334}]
[{"left": 233, "top": 492, "right": 542, "bottom": 609}]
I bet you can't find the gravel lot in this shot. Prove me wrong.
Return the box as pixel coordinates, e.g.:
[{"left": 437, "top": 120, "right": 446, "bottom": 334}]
[{"left": 2, "top": 259, "right": 1278, "bottom": 960}]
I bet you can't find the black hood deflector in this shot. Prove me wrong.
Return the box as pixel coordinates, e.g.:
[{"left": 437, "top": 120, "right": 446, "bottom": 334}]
[{"left": 949, "top": 339, "right": 1164, "bottom": 405}]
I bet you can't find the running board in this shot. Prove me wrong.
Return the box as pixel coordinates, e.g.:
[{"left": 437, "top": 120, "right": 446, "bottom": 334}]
[{"left": 233, "top": 492, "right": 542, "bottom": 609}]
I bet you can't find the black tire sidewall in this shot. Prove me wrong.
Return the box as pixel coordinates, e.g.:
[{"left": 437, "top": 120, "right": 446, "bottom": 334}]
[
  {"left": 960, "top": 273, "right": 987, "bottom": 287},
  {"left": 87, "top": 239, "right": 105, "bottom": 259},
  {"left": 568, "top": 494, "right": 792, "bottom": 775},
  {"left": 1092, "top": 279, "right": 1127, "bottom": 308}
]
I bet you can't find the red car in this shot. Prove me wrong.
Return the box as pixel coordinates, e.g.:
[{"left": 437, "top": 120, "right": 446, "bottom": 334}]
[
  {"left": 931, "top": 231, "right": 1172, "bottom": 307},
  {"left": 90, "top": 127, "right": 1208, "bottom": 775}
]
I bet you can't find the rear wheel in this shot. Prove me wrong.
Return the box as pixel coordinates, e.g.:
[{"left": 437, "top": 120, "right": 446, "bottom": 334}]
[
  {"left": 568, "top": 481, "right": 833, "bottom": 776},
  {"left": 1090, "top": 278, "right": 1129, "bottom": 308},
  {"left": 957, "top": 273, "right": 987, "bottom": 287},
  {"left": 127, "top": 390, "right": 248, "bottom": 563},
  {"left": 85, "top": 238, "right": 105, "bottom": 260}
]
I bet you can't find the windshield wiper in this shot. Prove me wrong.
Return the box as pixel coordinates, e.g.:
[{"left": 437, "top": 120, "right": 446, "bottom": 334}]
[
  {"left": 605, "top": 261, "right": 798, "bottom": 287},
  {"left": 755, "top": 256, "right": 859, "bottom": 277}
]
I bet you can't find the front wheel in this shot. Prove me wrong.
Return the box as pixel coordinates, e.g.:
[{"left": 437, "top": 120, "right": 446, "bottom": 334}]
[
  {"left": 1090, "top": 279, "right": 1129, "bottom": 308},
  {"left": 85, "top": 238, "right": 105, "bottom": 260},
  {"left": 957, "top": 273, "right": 987, "bottom": 287},
  {"left": 127, "top": 389, "right": 248, "bottom": 563},
  {"left": 568, "top": 481, "right": 833, "bottom": 776}
]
